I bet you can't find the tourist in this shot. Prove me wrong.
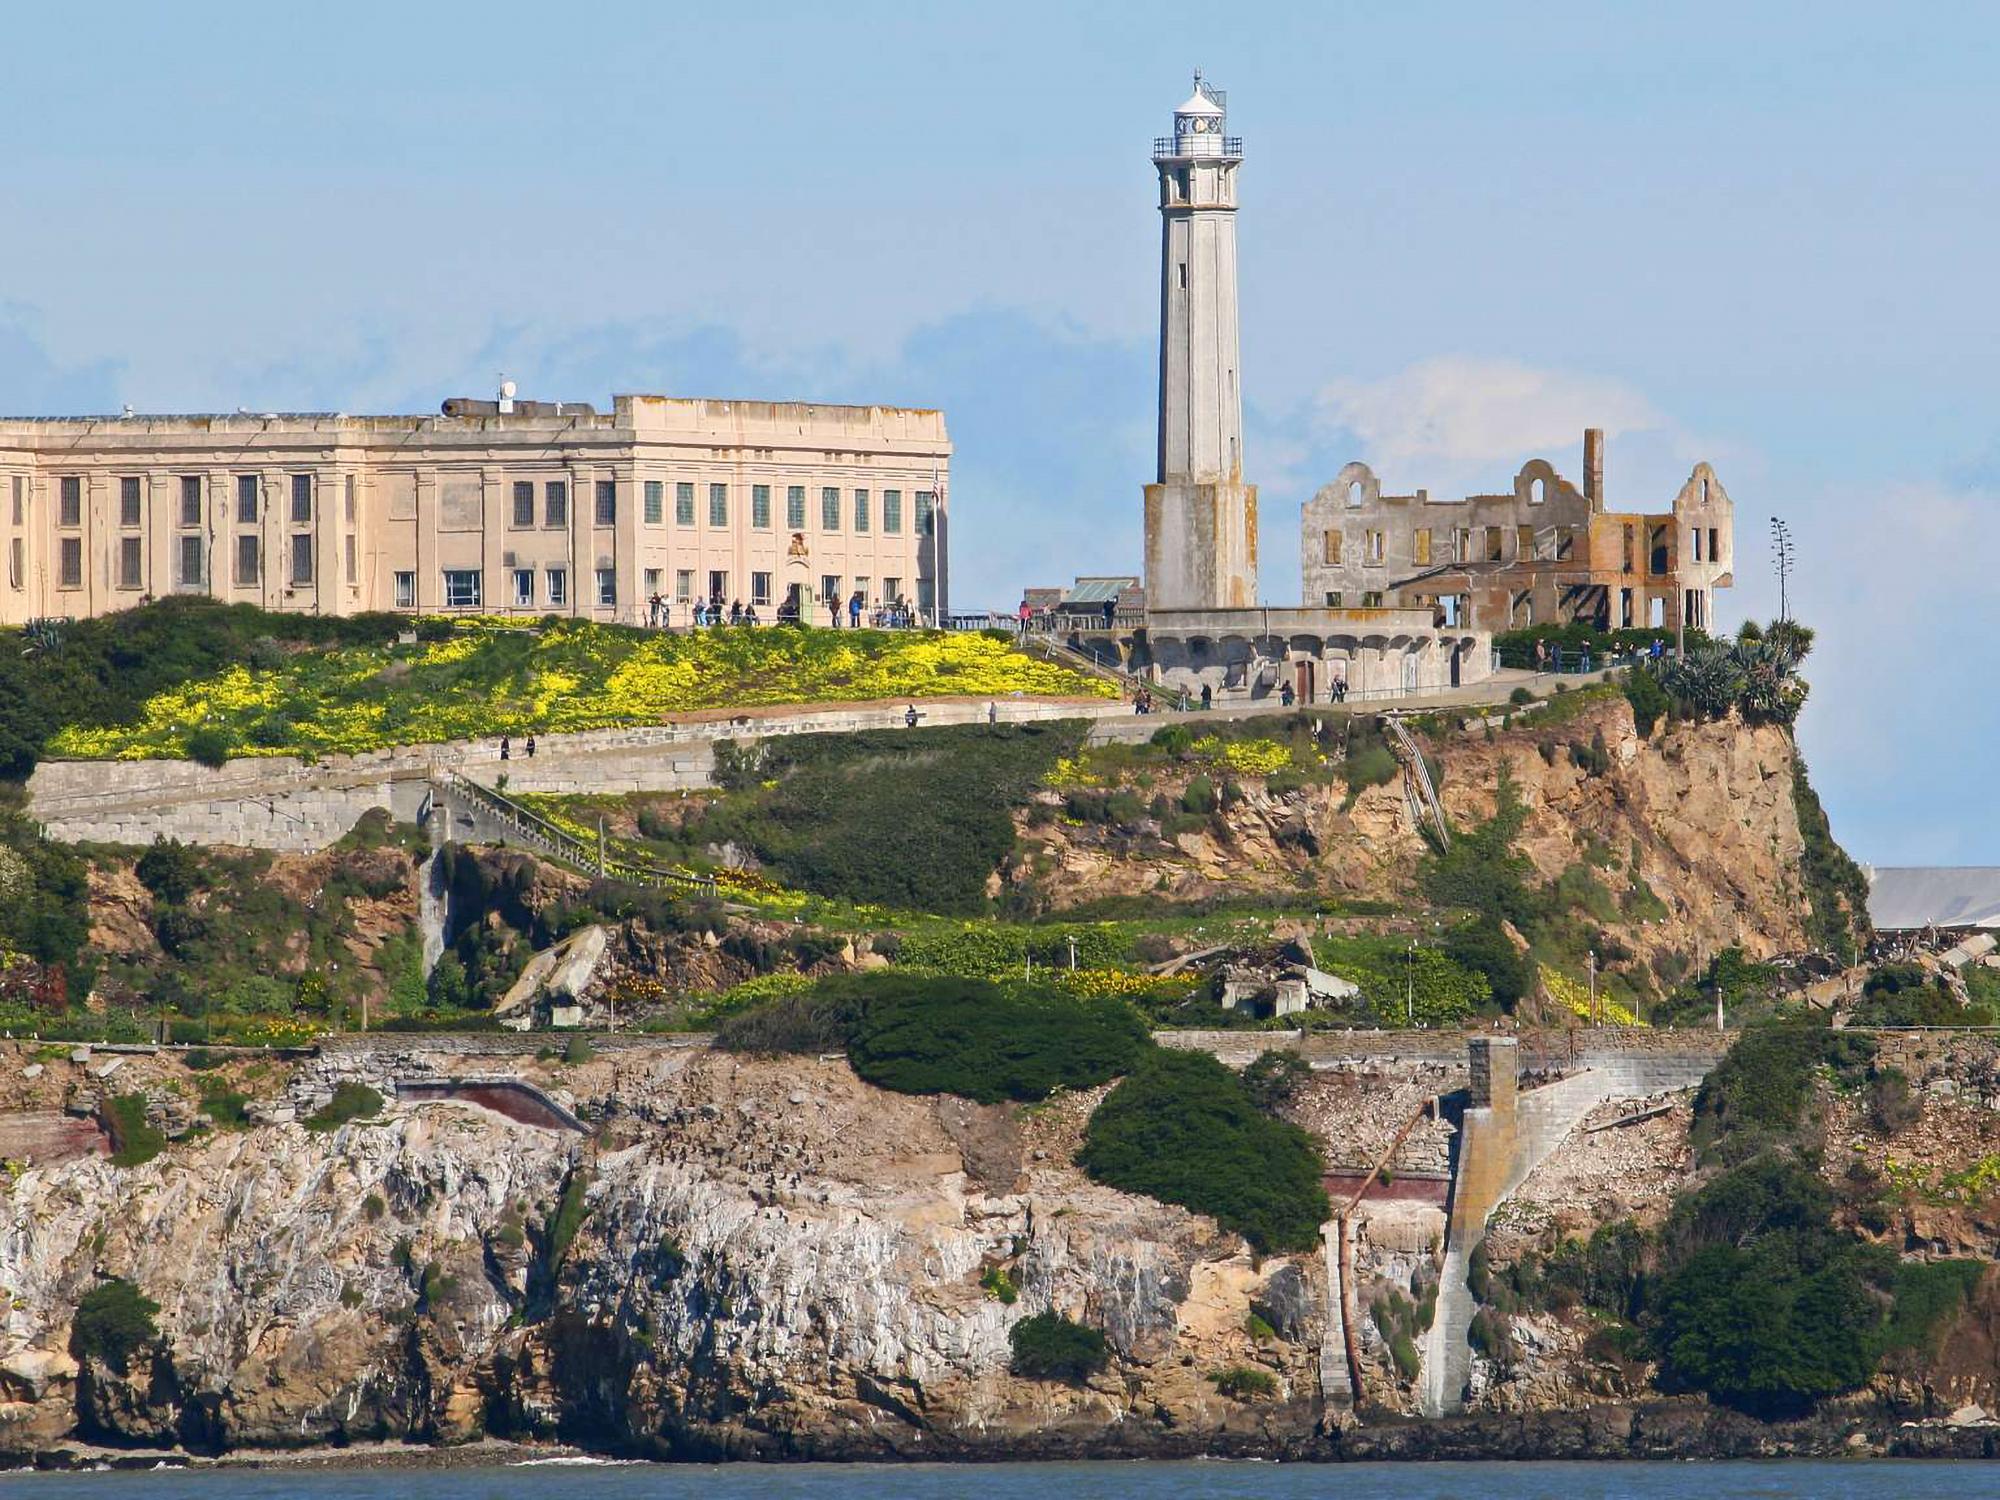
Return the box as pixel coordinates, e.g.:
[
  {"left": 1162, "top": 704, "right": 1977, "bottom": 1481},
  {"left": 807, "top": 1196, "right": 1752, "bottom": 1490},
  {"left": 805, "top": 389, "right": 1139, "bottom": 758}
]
[
  {"left": 499, "top": 734, "right": 511, "bottom": 762},
  {"left": 525, "top": 735, "right": 536, "bottom": 759},
  {"left": 905, "top": 704, "right": 921, "bottom": 728},
  {"left": 988, "top": 701, "right": 999, "bottom": 726},
  {"left": 828, "top": 597, "right": 841, "bottom": 628},
  {"left": 848, "top": 590, "right": 864, "bottom": 629},
  {"left": 1281, "top": 681, "right": 1295, "bottom": 708},
  {"left": 1101, "top": 598, "right": 1117, "bottom": 630},
  {"left": 1200, "top": 684, "right": 1212, "bottom": 711},
  {"left": 729, "top": 600, "right": 743, "bottom": 626},
  {"left": 744, "top": 603, "right": 760, "bottom": 626}
]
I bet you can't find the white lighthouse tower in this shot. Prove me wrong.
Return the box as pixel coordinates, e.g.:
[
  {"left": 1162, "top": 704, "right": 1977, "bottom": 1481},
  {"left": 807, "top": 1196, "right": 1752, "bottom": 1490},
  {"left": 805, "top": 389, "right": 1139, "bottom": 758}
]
[{"left": 1143, "top": 73, "right": 1257, "bottom": 612}]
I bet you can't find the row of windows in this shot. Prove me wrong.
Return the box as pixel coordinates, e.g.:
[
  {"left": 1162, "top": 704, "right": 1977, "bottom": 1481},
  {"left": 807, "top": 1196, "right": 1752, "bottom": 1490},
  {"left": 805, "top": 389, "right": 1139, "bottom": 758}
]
[
  {"left": 21, "top": 531, "right": 333, "bottom": 592},
  {"left": 12, "top": 474, "right": 941, "bottom": 540},
  {"left": 39, "top": 473, "right": 319, "bottom": 529},
  {"left": 403, "top": 566, "right": 921, "bottom": 613}
]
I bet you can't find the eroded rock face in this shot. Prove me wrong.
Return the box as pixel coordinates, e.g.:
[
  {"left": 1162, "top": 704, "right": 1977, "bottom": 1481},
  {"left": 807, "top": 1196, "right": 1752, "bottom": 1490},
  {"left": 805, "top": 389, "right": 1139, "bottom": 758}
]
[{"left": 0, "top": 1050, "right": 1324, "bottom": 1458}]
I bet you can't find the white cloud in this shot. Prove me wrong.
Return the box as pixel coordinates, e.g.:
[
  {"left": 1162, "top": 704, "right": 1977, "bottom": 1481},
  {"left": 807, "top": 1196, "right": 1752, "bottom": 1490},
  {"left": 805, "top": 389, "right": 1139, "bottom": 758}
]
[{"left": 1311, "top": 355, "right": 1674, "bottom": 497}]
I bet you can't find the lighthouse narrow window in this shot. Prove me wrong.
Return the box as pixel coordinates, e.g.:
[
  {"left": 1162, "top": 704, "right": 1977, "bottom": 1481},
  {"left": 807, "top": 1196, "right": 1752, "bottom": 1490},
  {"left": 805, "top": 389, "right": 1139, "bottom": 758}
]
[{"left": 1177, "top": 263, "right": 1188, "bottom": 290}]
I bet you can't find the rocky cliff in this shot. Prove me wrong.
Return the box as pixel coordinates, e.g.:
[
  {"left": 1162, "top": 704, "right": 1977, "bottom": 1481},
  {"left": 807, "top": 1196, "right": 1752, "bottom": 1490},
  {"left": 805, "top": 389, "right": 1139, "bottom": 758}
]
[{"left": 0, "top": 1042, "right": 1326, "bottom": 1459}]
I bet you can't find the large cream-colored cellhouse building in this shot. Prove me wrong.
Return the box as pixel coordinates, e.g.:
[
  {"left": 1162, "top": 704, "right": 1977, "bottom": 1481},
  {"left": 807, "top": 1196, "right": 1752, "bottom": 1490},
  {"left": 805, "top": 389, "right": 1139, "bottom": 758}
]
[{"left": 0, "top": 390, "right": 951, "bottom": 627}]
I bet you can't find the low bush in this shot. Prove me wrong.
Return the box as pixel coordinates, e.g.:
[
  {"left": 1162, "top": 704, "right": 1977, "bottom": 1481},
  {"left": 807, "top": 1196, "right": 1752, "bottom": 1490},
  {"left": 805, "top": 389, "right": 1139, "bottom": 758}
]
[
  {"left": 1210, "top": 1365, "right": 1277, "bottom": 1400},
  {"left": 69, "top": 1280, "right": 160, "bottom": 1374},
  {"left": 305, "top": 1081, "right": 384, "bottom": 1132},
  {"left": 1009, "top": 1312, "right": 1109, "bottom": 1382},
  {"left": 1079, "top": 1049, "right": 1328, "bottom": 1253},
  {"left": 102, "top": 1094, "right": 165, "bottom": 1167}
]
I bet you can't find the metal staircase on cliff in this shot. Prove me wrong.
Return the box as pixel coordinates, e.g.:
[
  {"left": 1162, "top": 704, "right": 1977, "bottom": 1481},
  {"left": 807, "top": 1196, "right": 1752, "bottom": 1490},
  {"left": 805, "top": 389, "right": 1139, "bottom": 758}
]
[
  {"left": 429, "top": 768, "right": 717, "bottom": 895},
  {"left": 1383, "top": 715, "right": 1450, "bottom": 850}
]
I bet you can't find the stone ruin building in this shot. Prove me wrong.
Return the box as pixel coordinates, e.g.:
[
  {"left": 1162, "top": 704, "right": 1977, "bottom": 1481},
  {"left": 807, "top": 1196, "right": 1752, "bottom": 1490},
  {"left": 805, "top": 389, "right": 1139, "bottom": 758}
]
[{"left": 1302, "top": 428, "right": 1735, "bottom": 636}]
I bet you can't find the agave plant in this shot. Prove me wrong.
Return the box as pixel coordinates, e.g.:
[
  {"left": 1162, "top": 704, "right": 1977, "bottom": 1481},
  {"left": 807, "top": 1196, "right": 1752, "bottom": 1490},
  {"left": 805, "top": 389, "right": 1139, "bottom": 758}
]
[
  {"left": 1731, "top": 637, "right": 1808, "bottom": 724},
  {"left": 1660, "top": 641, "right": 1744, "bottom": 719},
  {"left": 20, "top": 617, "right": 65, "bottom": 658}
]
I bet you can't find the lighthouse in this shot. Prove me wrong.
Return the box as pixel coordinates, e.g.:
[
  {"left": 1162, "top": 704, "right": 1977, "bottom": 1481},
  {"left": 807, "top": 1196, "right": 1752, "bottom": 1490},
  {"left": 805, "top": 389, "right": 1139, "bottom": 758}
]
[{"left": 1143, "top": 73, "right": 1257, "bottom": 611}]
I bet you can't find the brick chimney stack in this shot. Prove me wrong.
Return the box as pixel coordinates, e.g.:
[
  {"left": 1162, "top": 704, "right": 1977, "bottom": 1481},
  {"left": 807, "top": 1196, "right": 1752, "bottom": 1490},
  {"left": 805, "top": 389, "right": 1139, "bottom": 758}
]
[{"left": 1583, "top": 428, "right": 1604, "bottom": 507}]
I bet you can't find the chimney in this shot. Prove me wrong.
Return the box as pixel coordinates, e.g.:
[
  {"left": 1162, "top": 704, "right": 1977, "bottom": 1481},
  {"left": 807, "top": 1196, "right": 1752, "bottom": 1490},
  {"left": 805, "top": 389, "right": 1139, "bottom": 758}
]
[{"left": 1583, "top": 428, "right": 1603, "bottom": 506}]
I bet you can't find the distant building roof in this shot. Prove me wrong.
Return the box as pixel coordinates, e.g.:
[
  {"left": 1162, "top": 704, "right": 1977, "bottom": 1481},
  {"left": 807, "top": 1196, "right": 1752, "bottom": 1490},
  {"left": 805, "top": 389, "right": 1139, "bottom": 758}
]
[
  {"left": 1867, "top": 867, "right": 2000, "bottom": 932},
  {"left": 1063, "top": 576, "right": 1140, "bottom": 605}
]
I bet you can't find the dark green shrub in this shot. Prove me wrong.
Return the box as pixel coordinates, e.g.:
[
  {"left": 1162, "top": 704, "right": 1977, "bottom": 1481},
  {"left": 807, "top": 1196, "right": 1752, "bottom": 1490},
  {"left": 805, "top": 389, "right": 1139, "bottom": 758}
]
[
  {"left": 1079, "top": 1049, "right": 1329, "bottom": 1253},
  {"left": 184, "top": 727, "right": 232, "bottom": 768},
  {"left": 1150, "top": 724, "right": 1194, "bottom": 756},
  {"left": 1180, "top": 775, "right": 1217, "bottom": 815},
  {"left": 1622, "top": 666, "right": 1671, "bottom": 736},
  {"left": 1241, "top": 1049, "right": 1309, "bottom": 1113},
  {"left": 1211, "top": 1365, "right": 1278, "bottom": 1399},
  {"left": 134, "top": 837, "right": 205, "bottom": 905},
  {"left": 1390, "top": 1333, "right": 1420, "bottom": 1382},
  {"left": 1103, "top": 790, "right": 1147, "bottom": 825},
  {"left": 305, "top": 1081, "right": 384, "bottom": 1132},
  {"left": 1866, "top": 1068, "right": 1922, "bottom": 1134},
  {"left": 199, "top": 1085, "right": 250, "bottom": 1129},
  {"left": 1690, "top": 1024, "right": 1872, "bottom": 1163},
  {"left": 845, "top": 974, "right": 1149, "bottom": 1104},
  {"left": 1568, "top": 729, "right": 1612, "bottom": 776},
  {"left": 69, "top": 1280, "right": 160, "bottom": 1374},
  {"left": 546, "top": 1168, "right": 594, "bottom": 1269},
  {"left": 1444, "top": 919, "right": 1531, "bottom": 1008},
  {"left": 103, "top": 1094, "right": 165, "bottom": 1167},
  {"left": 562, "top": 1034, "right": 595, "bottom": 1065},
  {"left": 980, "top": 1265, "right": 1019, "bottom": 1304},
  {"left": 1881, "top": 1260, "right": 1985, "bottom": 1353},
  {"left": 1009, "top": 1312, "right": 1109, "bottom": 1382}
]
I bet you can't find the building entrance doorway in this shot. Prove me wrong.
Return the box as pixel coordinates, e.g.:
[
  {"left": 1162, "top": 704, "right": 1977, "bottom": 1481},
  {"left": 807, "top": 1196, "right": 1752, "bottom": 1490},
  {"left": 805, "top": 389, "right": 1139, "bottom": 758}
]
[{"left": 1295, "top": 659, "right": 1315, "bottom": 704}]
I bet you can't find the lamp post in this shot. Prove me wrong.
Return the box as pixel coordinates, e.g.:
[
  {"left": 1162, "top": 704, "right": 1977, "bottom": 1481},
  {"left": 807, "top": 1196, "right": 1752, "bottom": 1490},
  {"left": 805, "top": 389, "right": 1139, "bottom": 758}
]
[{"left": 1406, "top": 939, "right": 1415, "bottom": 1027}]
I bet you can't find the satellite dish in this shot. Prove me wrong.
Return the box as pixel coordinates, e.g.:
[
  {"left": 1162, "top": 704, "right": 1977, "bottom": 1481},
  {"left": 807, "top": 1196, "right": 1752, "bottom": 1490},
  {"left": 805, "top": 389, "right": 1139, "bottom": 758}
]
[{"left": 499, "top": 379, "right": 517, "bottom": 401}]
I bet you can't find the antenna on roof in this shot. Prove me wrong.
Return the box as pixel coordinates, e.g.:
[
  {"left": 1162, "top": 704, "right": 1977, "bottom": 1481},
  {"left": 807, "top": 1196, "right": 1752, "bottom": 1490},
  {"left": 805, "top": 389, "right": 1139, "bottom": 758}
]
[{"left": 497, "top": 375, "right": 516, "bottom": 414}]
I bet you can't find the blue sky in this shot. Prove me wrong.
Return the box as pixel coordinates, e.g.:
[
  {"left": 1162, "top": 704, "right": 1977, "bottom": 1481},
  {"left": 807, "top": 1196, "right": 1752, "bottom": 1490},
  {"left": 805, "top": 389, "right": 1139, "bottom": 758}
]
[{"left": 4, "top": 1, "right": 1997, "bottom": 867}]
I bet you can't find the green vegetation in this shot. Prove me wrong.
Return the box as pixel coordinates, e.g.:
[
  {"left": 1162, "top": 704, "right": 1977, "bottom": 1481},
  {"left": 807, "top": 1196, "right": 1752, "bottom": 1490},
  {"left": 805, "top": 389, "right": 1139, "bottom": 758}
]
[
  {"left": 19, "top": 601, "right": 1105, "bottom": 766},
  {"left": 717, "top": 972, "right": 1148, "bottom": 1104},
  {"left": 1793, "top": 756, "right": 1871, "bottom": 957},
  {"left": 675, "top": 722, "right": 1085, "bottom": 913},
  {"left": 546, "top": 1168, "right": 594, "bottom": 1270},
  {"left": 1008, "top": 1312, "right": 1109, "bottom": 1382},
  {"left": 1210, "top": 1365, "right": 1278, "bottom": 1400},
  {"left": 68, "top": 1279, "right": 160, "bottom": 1374},
  {"left": 304, "top": 1082, "right": 384, "bottom": 1132},
  {"left": 980, "top": 1265, "right": 1019, "bottom": 1304},
  {"left": 1079, "top": 1048, "right": 1329, "bottom": 1253},
  {"left": 102, "top": 1094, "right": 165, "bottom": 1167},
  {"left": 1689, "top": 1023, "right": 1872, "bottom": 1165}
]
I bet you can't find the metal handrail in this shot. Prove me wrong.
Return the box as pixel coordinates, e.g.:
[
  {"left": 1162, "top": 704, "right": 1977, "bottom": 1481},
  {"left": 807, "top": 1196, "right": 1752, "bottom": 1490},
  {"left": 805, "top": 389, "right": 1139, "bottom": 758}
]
[
  {"left": 434, "top": 768, "right": 716, "bottom": 895},
  {"left": 1153, "top": 137, "right": 1243, "bottom": 159}
]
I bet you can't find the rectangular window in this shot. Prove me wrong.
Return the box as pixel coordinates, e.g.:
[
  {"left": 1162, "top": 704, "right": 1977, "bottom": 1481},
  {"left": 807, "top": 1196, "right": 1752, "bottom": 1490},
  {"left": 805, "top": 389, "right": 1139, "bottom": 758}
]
[
  {"left": 1556, "top": 527, "right": 1575, "bottom": 561},
  {"left": 1413, "top": 528, "right": 1431, "bottom": 566},
  {"left": 544, "top": 481, "right": 568, "bottom": 528},
  {"left": 1323, "top": 530, "right": 1342, "bottom": 565},
  {"left": 8, "top": 536, "right": 22, "bottom": 589},
  {"left": 708, "top": 483, "right": 727, "bottom": 527},
  {"left": 344, "top": 533, "right": 356, "bottom": 583},
  {"left": 237, "top": 474, "right": 259, "bottom": 524},
  {"left": 883, "top": 576, "right": 900, "bottom": 604},
  {"left": 595, "top": 479, "right": 616, "bottom": 527},
  {"left": 289, "top": 473, "right": 312, "bottom": 524},
  {"left": 546, "top": 567, "right": 568, "bottom": 606},
  {"left": 853, "top": 489, "right": 870, "bottom": 533},
  {"left": 1708, "top": 526, "right": 1719, "bottom": 564},
  {"left": 513, "top": 568, "right": 534, "bottom": 607},
  {"left": 883, "top": 489, "right": 902, "bottom": 534},
  {"left": 119, "top": 477, "right": 142, "bottom": 528},
  {"left": 1485, "top": 525, "right": 1504, "bottom": 562},
  {"left": 1456, "top": 527, "right": 1471, "bottom": 563},
  {"left": 513, "top": 481, "right": 535, "bottom": 528},
  {"left": 180, "top": 534, "right": 205, "bottom": 588},
  {"left": 916, "top": 491, "right": 936, "bottom": 535},
  {"left": 1361, "top": 590, "right": 1384, "bottom": 608},
  {"left": 821, "top": 573, "right": 840, "bottom": 606},
  {"left": 786, "top": 485, "right": 806, "bottom": 529},
  {"left": 707, "top": 569, "right": 727, "bottom": 602},
  {"left": 1517, "top": 524, "right": 1535, "bottom": 560},
  {"left": 118, "top": 536, "right": 142, "bottom": 589},
  {"left": 1364, "top": 530, "right": 1384, "bottom": 564},
  {"left": 1324, "top": 590, "right": 1343, "bottom": 607},
  {"left": 853, "top": 575, "right": 870, "bottom": 604},
  {"left": 1622, "top": 523, "right": 1635, "bottom": 573},
  {"left": 751, "top": 484, "right": 771, "bottom": 529},
  {"left": 181, "top": 475, "right": 204, "bottom": 527},
  {"left": 394, "top": 571, "right": 416, "bottom": 609},
  {"left": 236, "top": 534, "right": 261, "bottom": 586},
  {"left": 344, "top": 476, "right": 356, "bottom": 525},
  {"left": 290, "top": 533, "right": 314, "bottom": 586},
  {"left": 59, "top": 536, "right": 83, "bottom": 588},
  {"left": 751, "top": 570, "right": 772, "bottom": 606},
  {"left": 917, "top": 576, "right": 935, "bottom": 611},
  {"left": 10, "top": 475, "right": 23, "bottom": 527},
  {"left": 675, "top": 482, "right": 694, "bottom": 525},
  {"left": 644, "top": 480, "right": 664, "bottom": 525},
  {"left": 59, "top": 476, "right": 81, "bottom": 527},
  {"left": 643, "top": 567, "right": 662, "bottom": 598},
  {"left": 821, "top": 486, "right": 840, "bottom": 530},
  {"left": 596, "top": 568, "right": 616, "bottom": 606},
  {"left": 442, "top": 569, "right": 482, "bottom": 608},
  {"left": 674, "top": 569, "right": 693, "bottom": 603}
]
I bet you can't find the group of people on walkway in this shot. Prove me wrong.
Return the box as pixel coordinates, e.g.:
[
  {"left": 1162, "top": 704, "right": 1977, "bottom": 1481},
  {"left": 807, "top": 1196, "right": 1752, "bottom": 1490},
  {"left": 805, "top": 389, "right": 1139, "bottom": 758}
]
[
  {"left": 497, "top": 733, "right": 536, "bottom": 761},
  {"left": 642, "top": 592, "right": 926, "bottom": 632}
]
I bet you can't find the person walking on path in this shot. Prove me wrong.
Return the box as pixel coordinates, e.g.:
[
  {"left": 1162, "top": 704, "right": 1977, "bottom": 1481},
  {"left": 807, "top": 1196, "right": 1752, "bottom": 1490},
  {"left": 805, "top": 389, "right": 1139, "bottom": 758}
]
[
  {"left": 525, "top": 735, "right": 536, "bottom": 760},
  {"left": 499, "top": 734, "right": 511, "bottom": 762},
  {"left": 1280, "top": 680, "right": 1295, "bottom": 708},
  {"left": 1101, "top": 598, "right": 1116, "bottom": 630},
  {"left": 1200, "top": 684, "right": 1212, "bottom": 711},
  {"left": 988, "top": 701, "right": 999, "bottom": 726},
  {"left": 828, "top": 596, "right": 841, "bottom": 628},
  {"left": 904, "top": 704, "right": 921, "bottom": 729},
  {"left": 848, "top": 590, "right": 864, "bottom": 629}
]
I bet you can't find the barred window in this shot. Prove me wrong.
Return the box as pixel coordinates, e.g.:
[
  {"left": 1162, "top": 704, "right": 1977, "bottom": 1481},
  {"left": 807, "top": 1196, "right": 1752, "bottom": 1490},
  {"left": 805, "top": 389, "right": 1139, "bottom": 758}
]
[
  {"left": 821, "top": 486, "right": 840, "bottom": 531},
  {"left": 289, "top": 473, "right": 312, "bottom": 524},
  {"left": 853, "top": 489, "right": 869, "bottom": 533},
  {"left": 513, "top": 481, "right": 535, "bottom": 528},
  {"left": 915, "top": 490, "right": 936, "bottom": 535},
  {"left": 708, "top": 483, "right": 727, "bottom": 528},
  {"left": 59, "top": 476, "right": 81, "bottom": 527},
  {"left": 119, "top": 536, "right": 143, "bottom": 589},
  {"left": 675, "top": 482, "right": 695, "bottom": 525},
  {"left": 236, "top": 534, "right": 261, "bottom": 586},
  {"left": 883, "top": 489, "right": 902, "bottom": 534},
  {"left": 595, "top": 479, "right": 616, "bottom": 526},
  {"left": 120, "top": 477, "right": 142, "bottom": 528},
  {"left": 751, "top": 484, "right": 771, "bottom": 529},
  {"left": 644, "top": 480, "right": 664, "bottom": 525},
  {"left": 179, "top": 534, "right": 205, "bottom": 587},
  {"left": 786, "top": 485, "right": 806, "bottom": 529},
  {"left": 290, "top": 533, "right": 314, "bottom": 586},
  {"left": 59, "top": 537, "right": 83, "bottom": 587},
  {"left": 182, "top": 475, "right": 205, "bottom": 527},
  {"left": 237, "top": 474, "right": 259, "bottom": 524},
  {"left": 544, "top": 481, "right": 568, "bottom": 527}
]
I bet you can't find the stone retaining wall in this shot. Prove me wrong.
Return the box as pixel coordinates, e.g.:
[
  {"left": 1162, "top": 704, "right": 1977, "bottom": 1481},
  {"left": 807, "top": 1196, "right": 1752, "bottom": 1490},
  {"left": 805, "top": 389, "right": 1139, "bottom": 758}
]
[{"left": 25, "top": 696, "right": 1121, "bottom": 851}]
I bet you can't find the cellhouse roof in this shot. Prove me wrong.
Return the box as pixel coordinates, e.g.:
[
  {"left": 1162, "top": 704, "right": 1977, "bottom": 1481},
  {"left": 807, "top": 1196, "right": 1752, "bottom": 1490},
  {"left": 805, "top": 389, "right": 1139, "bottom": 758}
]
[{"left": 1867, "top": 867, "right": 2000, "bottom": 933}]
